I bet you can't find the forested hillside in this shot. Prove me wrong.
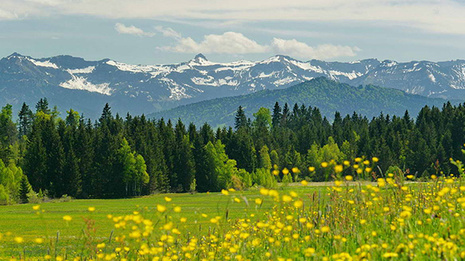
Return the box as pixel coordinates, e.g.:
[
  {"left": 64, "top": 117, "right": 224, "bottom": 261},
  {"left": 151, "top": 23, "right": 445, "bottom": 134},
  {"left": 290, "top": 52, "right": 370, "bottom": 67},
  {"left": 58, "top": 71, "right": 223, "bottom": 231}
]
[
  {"left": 0, "top": 97, "right": 464, "bottom": 202},
  {"left": 151, "top": 77, "right": 449, "bottom": 127}
]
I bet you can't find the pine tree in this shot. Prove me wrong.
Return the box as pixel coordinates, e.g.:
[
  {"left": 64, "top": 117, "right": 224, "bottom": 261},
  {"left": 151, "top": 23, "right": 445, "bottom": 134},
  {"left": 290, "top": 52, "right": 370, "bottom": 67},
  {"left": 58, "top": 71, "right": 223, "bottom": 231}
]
[
  {"left": 272, "top": 102, "right": 282, "bottom": 128},
  {"left": 173, "top": 121, "right": 195, "bottom": 192},
  {"left": 18, "top": 103, "right": 33, "bottom": 137},
  {"left": 99, "top": 103, "right": 112, "bottom": 124},
  {"left": 35, "top": 98, "right": 50, "bottom": 114},
  {"left": 234, "top": 106, "right": 247, "bottom": 130},
  {"left": 19, "top": 176, "right": 30, "bottom": 204},
  {"left": 0, "top": 104, "right": 17, "bottom": 163},
  {"left": 281, "top": 103, "right": 290, "bottom": 126}
]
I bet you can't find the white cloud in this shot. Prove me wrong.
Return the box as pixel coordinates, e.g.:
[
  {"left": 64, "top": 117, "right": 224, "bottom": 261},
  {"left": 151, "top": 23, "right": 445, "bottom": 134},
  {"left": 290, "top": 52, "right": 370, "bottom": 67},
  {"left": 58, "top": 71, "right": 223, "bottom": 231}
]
[
  {"left": 25, "top": 0, "right": 65, "bottom": 6},
  {"left": 114, "top": 23, "right": 155, "bottom": 37},
  {"left": 161, "top": 32, "right": 269, "bottom": 54},
  {"left": 155, "top": 26, "right": 181, "bottom": 39},
  {"left": 2, "top": 0, "right": 465, "bottom": 35},
  {"left": 271, "top": 38, "right": 359, "bottom": 60},
  {"left": 160, "top": 30, "right": 359, "bottom": 59},
  {"left": 0, "top": 9, "right": 17, "bottom": 20}
]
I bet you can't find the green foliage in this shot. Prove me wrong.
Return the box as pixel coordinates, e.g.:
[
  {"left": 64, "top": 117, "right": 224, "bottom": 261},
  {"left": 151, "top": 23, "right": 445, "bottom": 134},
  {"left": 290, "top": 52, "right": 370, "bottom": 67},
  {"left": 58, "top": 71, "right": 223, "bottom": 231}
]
[
  {"left": 204, "top": 140, "right": 239, "bottom": 190},
  {"left": 259, "top": 145, "right": 272, "bottom": 170},
  {"left": 0, "top": 159, "right": 24, "bottom": 204},
  {"left": 0, "top": 184, "right": 8, "bottom": 205},
  {"left": 306, "top": 137, "right": 346, "bottom": 181},
  {"left": 252, "top": 168, "right": 277, "bottom": 188},
  {"left": 253, "top": 107, "right": 272, "bottom": 130}
]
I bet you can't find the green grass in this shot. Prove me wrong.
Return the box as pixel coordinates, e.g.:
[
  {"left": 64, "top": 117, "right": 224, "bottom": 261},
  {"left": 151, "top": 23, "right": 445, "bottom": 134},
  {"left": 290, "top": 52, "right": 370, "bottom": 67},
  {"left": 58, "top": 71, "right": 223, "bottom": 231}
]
[{"left": 0, "top": 185, "right": 323, "bottom": 258}]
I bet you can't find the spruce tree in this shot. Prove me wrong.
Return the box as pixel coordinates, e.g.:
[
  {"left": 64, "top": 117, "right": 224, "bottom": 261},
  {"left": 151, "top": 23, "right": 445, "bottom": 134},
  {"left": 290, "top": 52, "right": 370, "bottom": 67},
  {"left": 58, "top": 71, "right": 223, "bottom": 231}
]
[
  {"left": 234, "top": 106, "right": 247, "bottom": 130},
  {"left": 272, "top": 102, "right": 282, "bottom": 128},
  {"left": 18, "top": 103, "right": 33, "bottom": 137},
  {"left": 19, "top": 176, "right": 30, "bottom": 204}
]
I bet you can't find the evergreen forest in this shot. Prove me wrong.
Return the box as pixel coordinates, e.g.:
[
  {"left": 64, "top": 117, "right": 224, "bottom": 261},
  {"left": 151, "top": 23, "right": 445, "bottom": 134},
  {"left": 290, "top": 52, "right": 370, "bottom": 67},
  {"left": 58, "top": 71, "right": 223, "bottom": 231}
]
[{"left": 1, "top": 98, "right": 464, "bottom": 203}]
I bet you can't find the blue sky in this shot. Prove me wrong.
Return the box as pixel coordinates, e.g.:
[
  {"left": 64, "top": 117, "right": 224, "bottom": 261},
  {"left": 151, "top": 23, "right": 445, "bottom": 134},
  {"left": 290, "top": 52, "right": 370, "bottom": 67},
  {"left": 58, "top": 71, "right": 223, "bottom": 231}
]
[{"left": 1, "top": 0, "right": 465, "bottom": 64}]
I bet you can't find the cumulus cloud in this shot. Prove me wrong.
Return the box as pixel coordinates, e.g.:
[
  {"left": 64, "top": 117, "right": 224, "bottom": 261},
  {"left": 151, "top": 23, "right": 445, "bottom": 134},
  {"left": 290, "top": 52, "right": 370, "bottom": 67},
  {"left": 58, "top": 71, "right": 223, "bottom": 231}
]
[
  {"left": 160, "top": 30, "right": 359, "bottom": 59},
  {"left": 114, "top": 23, "right": 155, "bottom": 37},
  {"left": 271, "top": 38, "right": 359, "bottom": 60},
  {"left": 155, "top": 26, "right": 182, "bottom": 39},
  {"left": 161, "top": 32, "right": 269, "bottom": 54}
]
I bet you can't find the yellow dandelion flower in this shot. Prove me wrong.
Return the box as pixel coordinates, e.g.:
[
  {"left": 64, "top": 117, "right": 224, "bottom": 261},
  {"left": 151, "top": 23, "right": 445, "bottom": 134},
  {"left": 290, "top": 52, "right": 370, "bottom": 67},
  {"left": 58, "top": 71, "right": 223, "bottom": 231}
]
[
  {"left": 301, "top": 180, "right": 308, "bottom": 186},
  {"left": 282, "top": 195, "right": 292, "bottom": 203},
  {"left": 321, "top": 162, "right": 328, "bottom": 168},
  {"left": 164, "top": 197, "right": 172, "bottom": 202},
  {"left": 63, "top": 215, "right": 72, "bottom": 221},
  {"left": 32, "top": 205, "right": 40, "bottom": 210},
  {"left": 293, "top": 200, "right": 303, "bottom": 208},
  {"left": 174, "top": 206, "right": 181, "bottom": 213},
  {"left": 88, "top": 207, "right": 95, "bottom": 212},
  {"left": 308, "top": 166, "right": 315, "bottom": 172},
  {"left": 345, "top": 175, "right": 353, "bottom": 181},
  {"left": 156, "top": 204, "right": 167, "bottom": 213},
  {"left": 221, "top": 189, "right": 229, "bottom": 195},
  {"left": 282, "top": 168, "right": 290, "bottom": 175},
  {"left": 34, "top": 238, "right": 44, "bottom": 244},
  {"left": 334, "top": 165, "right": 343, "bottom": 173},
  {"left": 255, "top": 198, "right": 263, "bottom": 205},
  {"left": 14, "top": 237, "right": 24, "bottom": 243}
]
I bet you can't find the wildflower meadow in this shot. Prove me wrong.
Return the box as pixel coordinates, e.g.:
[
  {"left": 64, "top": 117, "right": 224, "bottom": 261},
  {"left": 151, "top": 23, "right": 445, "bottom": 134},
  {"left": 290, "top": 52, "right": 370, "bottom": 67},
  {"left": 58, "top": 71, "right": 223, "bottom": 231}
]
[{"left": 2, "top": 156, "right": 465, "bottom": 260}]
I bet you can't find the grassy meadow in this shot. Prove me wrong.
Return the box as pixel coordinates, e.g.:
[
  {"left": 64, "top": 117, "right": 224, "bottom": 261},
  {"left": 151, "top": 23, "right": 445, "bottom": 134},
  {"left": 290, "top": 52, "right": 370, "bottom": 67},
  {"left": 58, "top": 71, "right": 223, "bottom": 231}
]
[{"left": 1, "top": 175, "right": 465, "bottom": 260}]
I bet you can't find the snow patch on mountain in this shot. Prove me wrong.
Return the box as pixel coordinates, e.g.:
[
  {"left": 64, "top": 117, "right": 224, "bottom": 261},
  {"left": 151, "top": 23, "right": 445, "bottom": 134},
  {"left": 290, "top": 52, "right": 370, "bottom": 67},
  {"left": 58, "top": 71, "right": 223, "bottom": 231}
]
[
  {"left": 27, "top": 58, "right": 59, "bottom": 69},
  {"left": 329, "top": 70, "right": 363, "bottom": 80},
  {"left": 428, "top": 73, "right": 436, "bottom": 83},
  {"left": 67, "top": 66, "right": 95, "bottom": 74},
  {"left": 289, "top": 60, "right": 324, "bottom": 73},
  {"left": 160, "top": 78, "right": 191, "bottom": 100},
  {"left": 106, "top": 60, "right": 157, "bottom": 73},
  {"left": 59, "top": 75, "right": 112, "bottom": 95},
  {"left": 274, "top": 77, "right": 297, "bottom": 86}
]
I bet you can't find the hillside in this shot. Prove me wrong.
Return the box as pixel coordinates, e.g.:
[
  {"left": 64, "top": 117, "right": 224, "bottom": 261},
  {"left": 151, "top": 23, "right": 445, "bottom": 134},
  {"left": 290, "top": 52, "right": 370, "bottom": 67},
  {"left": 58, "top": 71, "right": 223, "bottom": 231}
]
[{"left": 150, "top": 77, "right": 451, "bottom": 127}]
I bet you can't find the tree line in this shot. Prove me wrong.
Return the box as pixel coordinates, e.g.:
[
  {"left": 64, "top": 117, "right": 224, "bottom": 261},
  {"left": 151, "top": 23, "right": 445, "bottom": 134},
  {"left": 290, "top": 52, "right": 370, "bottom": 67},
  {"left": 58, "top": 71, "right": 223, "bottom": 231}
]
[{"left": 0, "top": 98, "right": 464, "bottom": 203}]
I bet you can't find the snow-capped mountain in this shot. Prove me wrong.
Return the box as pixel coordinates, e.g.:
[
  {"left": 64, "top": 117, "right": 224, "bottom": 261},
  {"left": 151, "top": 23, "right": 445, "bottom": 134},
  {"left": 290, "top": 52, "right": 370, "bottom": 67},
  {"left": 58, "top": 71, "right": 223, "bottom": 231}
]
[{"left": 0, "top": 52, "right": 464, "bottom": 118}]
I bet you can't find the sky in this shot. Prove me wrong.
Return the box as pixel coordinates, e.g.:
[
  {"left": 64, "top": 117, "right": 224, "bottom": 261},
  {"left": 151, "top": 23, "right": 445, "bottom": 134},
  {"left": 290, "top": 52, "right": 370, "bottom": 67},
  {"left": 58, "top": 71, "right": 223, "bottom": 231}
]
[{"left": 1, "top": 0, "right": 465, "bottom": 65}]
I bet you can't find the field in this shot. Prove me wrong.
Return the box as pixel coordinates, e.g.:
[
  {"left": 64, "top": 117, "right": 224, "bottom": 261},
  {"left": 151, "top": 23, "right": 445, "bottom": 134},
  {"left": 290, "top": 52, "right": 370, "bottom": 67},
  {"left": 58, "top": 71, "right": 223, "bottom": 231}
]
[{"left": 1, "top": 177, "right": 465, "bottom": 260}]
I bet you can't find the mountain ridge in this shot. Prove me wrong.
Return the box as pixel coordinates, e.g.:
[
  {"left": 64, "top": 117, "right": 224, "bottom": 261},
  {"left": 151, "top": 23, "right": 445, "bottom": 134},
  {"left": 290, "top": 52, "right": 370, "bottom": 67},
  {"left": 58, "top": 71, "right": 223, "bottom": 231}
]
[
  {"left": 149, "top": 77, "right": 453, "bottom": 127},
  {"left": 1, "top": 52, "right": 465, "bottom": 118}
]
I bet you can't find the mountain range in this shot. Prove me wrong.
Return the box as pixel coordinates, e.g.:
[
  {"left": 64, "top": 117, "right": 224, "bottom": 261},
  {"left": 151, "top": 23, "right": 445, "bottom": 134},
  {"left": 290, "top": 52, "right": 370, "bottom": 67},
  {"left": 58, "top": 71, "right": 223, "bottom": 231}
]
[{"left": 1, "top": 52, "right": 464, "bottom": 119}]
